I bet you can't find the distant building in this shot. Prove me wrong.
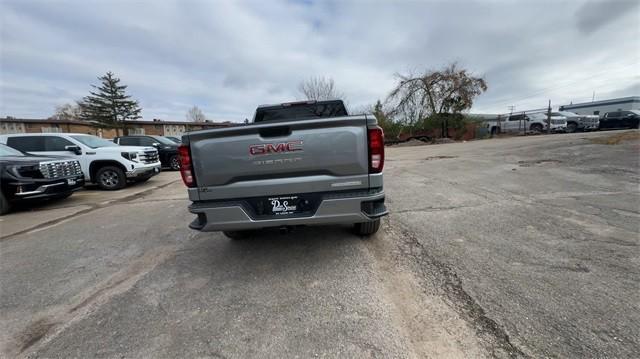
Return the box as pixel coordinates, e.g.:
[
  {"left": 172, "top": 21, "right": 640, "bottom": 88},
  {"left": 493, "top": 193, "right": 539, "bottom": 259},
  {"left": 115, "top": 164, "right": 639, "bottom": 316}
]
[
  {"left": 0, "top": 118, "right": 233, "bottom": 137},
  {"left": 559, "top": 96, "right": 640, "bottom": 117}
]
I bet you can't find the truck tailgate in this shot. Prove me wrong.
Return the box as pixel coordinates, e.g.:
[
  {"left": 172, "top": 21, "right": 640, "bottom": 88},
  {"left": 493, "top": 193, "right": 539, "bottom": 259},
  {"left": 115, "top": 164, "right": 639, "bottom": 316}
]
[{"left": 186, "top": 116, "right": 370, "bottom": 201}]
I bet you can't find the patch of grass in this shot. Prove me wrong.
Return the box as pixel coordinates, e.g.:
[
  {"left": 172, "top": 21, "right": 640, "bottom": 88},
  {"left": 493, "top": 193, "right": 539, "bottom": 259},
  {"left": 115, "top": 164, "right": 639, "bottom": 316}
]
[{"left": 589, "top": 131, "right": 640, "bottom": 145}]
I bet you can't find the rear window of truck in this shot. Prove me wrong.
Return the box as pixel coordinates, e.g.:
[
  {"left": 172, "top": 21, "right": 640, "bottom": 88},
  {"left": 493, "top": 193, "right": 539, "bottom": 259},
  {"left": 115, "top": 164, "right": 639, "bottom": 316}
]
[{"left": 254, "top": 101, "right": 348, "bottom": 123}]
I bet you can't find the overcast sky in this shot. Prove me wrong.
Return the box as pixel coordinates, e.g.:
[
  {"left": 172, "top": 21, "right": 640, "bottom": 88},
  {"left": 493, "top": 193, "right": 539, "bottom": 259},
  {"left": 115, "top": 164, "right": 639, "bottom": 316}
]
[{"left": 1, "top": 0, "right": 638, "bottom": 122}]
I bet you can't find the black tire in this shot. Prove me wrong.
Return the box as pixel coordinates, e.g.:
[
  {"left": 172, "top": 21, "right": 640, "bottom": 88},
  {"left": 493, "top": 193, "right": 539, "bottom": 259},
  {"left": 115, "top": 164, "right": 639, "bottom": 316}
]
[
  {"left": 223, "top": 230, "right": 254, "bottom": 240},
  {"left": 169, "top": 155, "right": 180, "bottom": 171},
  {"left": 566, "top": 122, "right": 578, "bottom": 133},
  {"left": 530, "top": 123, "right": 543, "bottom": 133},
  {"left": 96, "top": 166, "right": 126, "bottom": 190},
  {"left": 0, "top": 192, "right": 10, "bottom": 215},
  {"left": 354, "top": 219, "right": 381, "bottom": 236}
]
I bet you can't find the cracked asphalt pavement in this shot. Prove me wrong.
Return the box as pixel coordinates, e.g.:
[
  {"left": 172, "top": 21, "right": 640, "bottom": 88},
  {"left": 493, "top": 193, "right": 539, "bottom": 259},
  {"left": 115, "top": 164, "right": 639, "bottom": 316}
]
[{"left": 1, "top": 129, "right": 638, "bottom": 358}]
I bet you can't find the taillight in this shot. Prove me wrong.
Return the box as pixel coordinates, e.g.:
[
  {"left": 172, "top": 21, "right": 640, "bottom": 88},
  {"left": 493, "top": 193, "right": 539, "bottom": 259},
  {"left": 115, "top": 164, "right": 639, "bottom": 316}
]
[
  {"left": 178, "top": 144, "right": 196, "bottom": 187},
  {"left": 368, "top": 127, "right": 384, "bottom": 173}
]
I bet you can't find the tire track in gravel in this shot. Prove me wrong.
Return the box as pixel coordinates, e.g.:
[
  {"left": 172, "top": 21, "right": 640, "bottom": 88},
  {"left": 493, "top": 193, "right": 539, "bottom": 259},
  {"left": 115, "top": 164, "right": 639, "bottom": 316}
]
[
  {"left": 366, "top": 216, "right": 528, "bottom": 359},
  {"left": 6, "top": 244, "right": 180, "bottom": 358}
]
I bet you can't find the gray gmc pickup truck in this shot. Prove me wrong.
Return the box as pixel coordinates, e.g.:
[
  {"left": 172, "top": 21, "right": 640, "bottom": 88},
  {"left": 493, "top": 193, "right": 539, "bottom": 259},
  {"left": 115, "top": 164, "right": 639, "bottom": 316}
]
[{"left": 179, "top": 100, "right": 387, "bottom": 238}]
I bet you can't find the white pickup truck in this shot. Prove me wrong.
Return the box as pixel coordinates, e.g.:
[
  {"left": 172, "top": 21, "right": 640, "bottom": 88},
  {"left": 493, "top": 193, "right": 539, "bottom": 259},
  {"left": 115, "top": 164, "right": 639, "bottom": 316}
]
[
  {"left": 488, "top": 113, "right": 567, "bottom": 135},
  {"left": 0, "top": 133, "right": 161, "bottom": 190},
  {"left": 552, "top": 111, "right": 599, "bottom": 132}
]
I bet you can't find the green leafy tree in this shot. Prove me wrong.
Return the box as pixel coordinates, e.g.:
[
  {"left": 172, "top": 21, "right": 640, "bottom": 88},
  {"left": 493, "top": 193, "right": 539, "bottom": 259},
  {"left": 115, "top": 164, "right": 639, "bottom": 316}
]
[{"left": 79, "top": 71, "right": 142, "bottom": 135}]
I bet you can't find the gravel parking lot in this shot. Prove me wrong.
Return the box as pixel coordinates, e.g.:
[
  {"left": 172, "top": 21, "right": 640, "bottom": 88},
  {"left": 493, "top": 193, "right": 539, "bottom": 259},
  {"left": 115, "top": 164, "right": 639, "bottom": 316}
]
[{"left": 1, "top": 130, "right": 638, "bottom": 358}]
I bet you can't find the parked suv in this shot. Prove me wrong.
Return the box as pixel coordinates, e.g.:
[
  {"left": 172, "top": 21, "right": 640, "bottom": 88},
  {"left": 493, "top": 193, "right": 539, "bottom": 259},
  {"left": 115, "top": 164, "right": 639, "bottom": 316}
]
[
  {"left": 599, "top": 110, "right": 640, "bottom": 130},
  {"left": 113, "top": 135, "right": 180, "bottom": 170},
  {"left": 552, "top": 111, "right": 599, "bottom": 132},
  {"left": 0, "top": 144, "right": 84, "bottom": 214},
  {"left": 0, "top": 133, "right": 161, "bottom": 190}
]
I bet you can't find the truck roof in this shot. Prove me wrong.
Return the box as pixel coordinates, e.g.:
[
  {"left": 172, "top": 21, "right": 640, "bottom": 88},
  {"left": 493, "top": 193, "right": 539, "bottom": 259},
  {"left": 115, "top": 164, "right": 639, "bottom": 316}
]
[
  {"left": 256, "top": 99, "right": 344, "bottom": 109},
  {"left": 253, "top": 99, "right": 348, "bottom": 123}
]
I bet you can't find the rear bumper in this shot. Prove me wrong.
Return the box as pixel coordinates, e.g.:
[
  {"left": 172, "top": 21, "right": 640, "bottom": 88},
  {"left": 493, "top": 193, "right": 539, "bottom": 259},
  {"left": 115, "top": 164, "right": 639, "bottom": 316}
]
[{"left": 188, "top": 190, "right": 387, "bottom": 232}]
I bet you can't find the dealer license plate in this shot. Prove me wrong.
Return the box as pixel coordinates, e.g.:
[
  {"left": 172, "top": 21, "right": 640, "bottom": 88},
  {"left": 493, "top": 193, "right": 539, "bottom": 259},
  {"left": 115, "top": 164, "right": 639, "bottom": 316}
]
[{"left": 265, "top": 195, "right": 303, "bottom": 215}]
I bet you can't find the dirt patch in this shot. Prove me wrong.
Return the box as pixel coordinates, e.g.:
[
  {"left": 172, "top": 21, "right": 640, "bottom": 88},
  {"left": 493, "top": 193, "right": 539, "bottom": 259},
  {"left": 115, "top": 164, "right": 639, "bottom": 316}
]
[
  {"left": 518, "top": 159, "right": 562, "bottom": 167},
  {"left": 424, "top": 155, "right": 458, "bottom": 161},
  {"left": 8, "top": 245, "right": 178, "bottom": 358},
  {"left": 394, "top": 139, "right": 429, "bottom": 147},
  {"left": 365, "top": 219, "right": 489, "bottom": 358},
  {"left": 16, "top": 318, "right": 57, "bottom": 353},
  {"left": 374, "top": 218, "right": 528, "bottom": 358},
  {"left": 588, "top": 131, "right": 640, "bottom": 145}
]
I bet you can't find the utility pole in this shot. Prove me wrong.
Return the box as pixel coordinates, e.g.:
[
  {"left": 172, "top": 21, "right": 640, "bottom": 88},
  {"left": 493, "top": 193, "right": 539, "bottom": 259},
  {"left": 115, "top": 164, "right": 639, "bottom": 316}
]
[
  {"left": 592, "top": 91, "right": 595, "bottom": 102},
  {"left": 547, "top": 100, "right": 552, "bottom": 134}
]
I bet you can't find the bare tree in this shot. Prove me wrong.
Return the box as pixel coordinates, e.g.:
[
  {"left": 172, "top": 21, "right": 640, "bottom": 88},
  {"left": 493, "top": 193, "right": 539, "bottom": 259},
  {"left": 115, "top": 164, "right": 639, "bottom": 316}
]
[
  {"left": 186, "top": 106, "right": 206, "bottom": 122},
  {"left": 387, "top": 63, "right": 487, "bottom": 137},
  {"left": 298, "top": 76, "right": 346, "bottom": 101},
  {"left": 51, "top": 103, "right": 81, "bottom": 121},
  {"left": 388, "top": 63, "right": 487, "bottom": 117}
]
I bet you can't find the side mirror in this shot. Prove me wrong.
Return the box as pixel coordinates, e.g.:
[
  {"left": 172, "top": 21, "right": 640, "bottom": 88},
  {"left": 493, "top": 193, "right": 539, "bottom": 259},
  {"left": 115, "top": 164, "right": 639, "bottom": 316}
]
[
  {"left": 65, "top": 145, "right": 82, "bottom": 155},
  {"left": 152, "top": 142, "right": 160, "bottom": 147}
]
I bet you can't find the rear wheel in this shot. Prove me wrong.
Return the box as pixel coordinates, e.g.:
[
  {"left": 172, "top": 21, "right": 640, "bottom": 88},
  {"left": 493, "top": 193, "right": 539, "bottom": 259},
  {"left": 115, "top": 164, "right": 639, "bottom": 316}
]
[
  {"left": 169, "top": 155, "right": 180, "bottom": 171},
  {"left": 566, "top": 122, "right": 578, "bottom": 133},
  {"left": 0, "top": 192, "right": 10, "bottom": 215},
  {"left": 354, "top": 219, "right": 381, "bottom": 236},
  {"left": 96, "top": 166, "right": 126, "bottom": 190}
]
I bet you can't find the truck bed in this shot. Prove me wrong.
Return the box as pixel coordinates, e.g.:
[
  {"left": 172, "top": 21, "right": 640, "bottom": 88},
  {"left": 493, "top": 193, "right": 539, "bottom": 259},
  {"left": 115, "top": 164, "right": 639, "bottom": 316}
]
[{"left": 183, "top": 115, "right": 380, "bottom": 202}]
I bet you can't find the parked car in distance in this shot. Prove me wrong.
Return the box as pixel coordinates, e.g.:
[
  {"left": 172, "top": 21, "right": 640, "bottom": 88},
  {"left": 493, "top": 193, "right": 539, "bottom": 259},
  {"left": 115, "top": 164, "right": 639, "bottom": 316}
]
[
  {"left": 113, "top": 135, "right": 180, "bottom": 170},
  {"left": 599, "top": 110, "right": 640, "bottom": 130},
  {"left": 0, "top": 144, "right": 84, "bottom": 215},
  {"left": 552, "top": 111, "right": 599, "bottom": 132},
  {"left": 488, "top": 113, "right": 567, "bottom": 134},
  {"left": 165, "top": 136, "right": 182, "bottom": 144},
  {"left": 0, "top": 133, "right": 161, "bottom": 190},
  {"left": 528, "top": 113, "right": 568, "bottom": 133}
]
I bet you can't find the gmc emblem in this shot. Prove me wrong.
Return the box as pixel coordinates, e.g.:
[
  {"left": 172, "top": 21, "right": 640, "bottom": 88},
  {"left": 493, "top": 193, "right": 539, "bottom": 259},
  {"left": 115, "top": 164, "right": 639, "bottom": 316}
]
[{"left": 249, "top": 140, "right": 303, "bottom": 156}]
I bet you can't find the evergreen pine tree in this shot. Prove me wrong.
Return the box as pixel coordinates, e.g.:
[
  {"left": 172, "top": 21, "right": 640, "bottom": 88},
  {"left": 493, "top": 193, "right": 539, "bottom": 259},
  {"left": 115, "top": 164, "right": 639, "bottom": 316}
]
[{"left": 79, "top": 71, "right": 142, "bottom": 135}]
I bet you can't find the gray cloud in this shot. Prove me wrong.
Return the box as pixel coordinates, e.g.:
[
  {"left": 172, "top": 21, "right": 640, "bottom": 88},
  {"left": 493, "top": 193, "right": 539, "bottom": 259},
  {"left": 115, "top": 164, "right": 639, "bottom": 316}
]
[
  {"left": 575, "top": 0, "right": 640, "bottom": 35},
  {"left": 1, "top": 0, "right": 638, "bottom": 121}
]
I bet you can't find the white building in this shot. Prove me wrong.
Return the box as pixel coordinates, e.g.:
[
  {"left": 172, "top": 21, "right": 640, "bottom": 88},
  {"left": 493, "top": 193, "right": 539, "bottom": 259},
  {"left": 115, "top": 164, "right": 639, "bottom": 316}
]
[{"left": 559, "top": 96, "right": 640, "bottom": 118}]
